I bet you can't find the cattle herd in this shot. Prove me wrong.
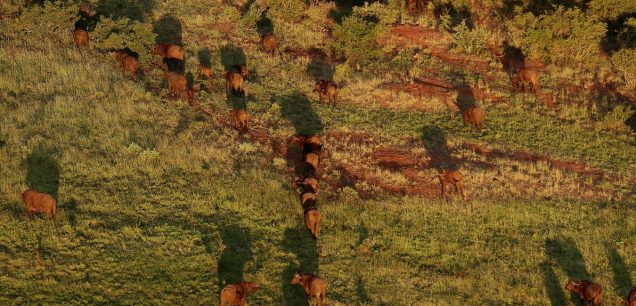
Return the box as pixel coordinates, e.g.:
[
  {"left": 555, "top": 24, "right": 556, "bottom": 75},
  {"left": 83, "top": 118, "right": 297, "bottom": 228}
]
[{"left": 11, "top": 4, "right": 631, "bottom": 306}]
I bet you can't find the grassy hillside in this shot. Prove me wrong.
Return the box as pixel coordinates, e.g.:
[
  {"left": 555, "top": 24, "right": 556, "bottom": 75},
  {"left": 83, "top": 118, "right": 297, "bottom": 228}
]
[{"left": 1, "top": 1, "right": 635, "bottom": 305}]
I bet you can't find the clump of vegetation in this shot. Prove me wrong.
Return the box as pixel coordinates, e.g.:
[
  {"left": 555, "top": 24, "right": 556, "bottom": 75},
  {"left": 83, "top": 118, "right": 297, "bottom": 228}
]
[
  {"left": 1, "top": 1, "right": 78, "bottom": 42},
  {"left": 92, "top": 17, "right": 156, "bottom": 65},
  {"left": 507, "top": 7, "right": 606, "bottom": 66},
  {"left": 450, "top": 20, "right": 489, "bottom": 56},
  {"left": 611, "top": 48, "right": 636, "bottom": 91}
]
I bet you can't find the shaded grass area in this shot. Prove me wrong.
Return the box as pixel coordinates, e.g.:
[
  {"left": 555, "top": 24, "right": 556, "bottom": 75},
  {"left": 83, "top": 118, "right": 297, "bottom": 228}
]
[{"left": 0, "top": 3, "right": 635, "bottom": 306}]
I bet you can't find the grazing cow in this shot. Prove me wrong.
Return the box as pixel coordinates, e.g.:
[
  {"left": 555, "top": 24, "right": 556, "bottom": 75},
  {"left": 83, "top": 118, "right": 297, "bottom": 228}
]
[
  {"left": 230, "top": 109, "right": 248, "bottom": 132},
  {"left": 305, "top": 152, "right": 320, "bottom": 174},
  {"left": 437, "top": 169, "right": 465, "bottom": 199},
  {"left": 301, "top": 192, "right": 317, "bottom": 208},
  {"left": 462, "top": 106, "right": 485, "bottom": 131},
  {"left": 261, "top": 33, "right": 278, "bottom": 55},
  {"left": 512, "top": 68, "right": 540, "bottom": 94},
  {"left": 152, "top": 43, "right": 184, "bottom": 61},
  {"left": 303, "top": 206, "right": 321, "bottom": 240},
  {"left": 225, "top": 71, "right": 246, "bottom": 96},
  {"left": 290, "top": 272, "right": 327, "bottom": 306},
  {"left": 564, "top": 280, "right": 603, "bottom": 306},
  {"left": 21, "top": 190, "right": 57, "bottom": 219},
  {"left": 292, "top": 176, "right": 320, "bottom": 194},
  {"left": 73, "top": 27, "right": 89, "bottom": 48},
  {"left": 115, "top": 51, "right": 139, "bottom": 80},
  {"left": 163, "top": 69, "right": 187, "bottom": 98},
  {"left": 293, "top": 135, "right": 323, "bottom": 154},
  {"left": 219, "top": 281, "right": 259, "bottom": 306},
  {"left": 231, "top": 64, "right": 249, "bottom": 80},
  {"left": 199, "top": 65, "right": 212, "bottom": 79},
  {"left": 626, "top": 287, "right": 636, "bottom": 306},
  {"left": 313, "top": 80, "right": 338, "bottom": 105}
]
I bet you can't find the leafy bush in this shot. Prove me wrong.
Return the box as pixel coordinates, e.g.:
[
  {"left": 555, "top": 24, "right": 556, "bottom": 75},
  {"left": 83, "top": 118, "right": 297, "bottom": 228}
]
[
  {"left": 2, "top": 1, "right": 78, "bottom": 42},
  {"left": 451, "top": 20, "right": 488, "bottom": 55},
  {"left": 265, "top": 0, "right": 306, "bottom": 23},
  {"left": 587, "top": 0, "right": 636, "bottom": 20},
  {"left": 596, "top": 104, "right": 635, "bottom": 132},
  {"left": 507, "top": 7, "right": 606, "bottom": 66},
  {"left": 92, "top": 17, "right": 156, "bottom": 65},
  {"left": 611, "top": 48, "right": 636, "bottom": 91},
  {"left": 332, "top": 3, "right": 397, "bottom": 73}
]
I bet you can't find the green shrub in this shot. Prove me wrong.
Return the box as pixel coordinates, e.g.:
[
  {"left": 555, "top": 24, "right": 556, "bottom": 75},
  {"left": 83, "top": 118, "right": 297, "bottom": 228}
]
[
  {"left": 451, "top": 20, "right": 488, "bottom": 56},
  {"left": 587, "top": 0, "right": 636, "bottom": 21},
  {"left": 265, "top": 0, "right": 306, "bottom": 23},
  {"left": 92, "top": 17, "right": 156, "bottom": 65},
  {"left": 596, "top": 104, "right": 635, "bottom": 132},
  {"left": 507, "top": 7, "right": 606, "bottom": 66},
  {"left": 1, "top": 1, "right": 78, "bottom": 42},
  {"left": 611, "top": 48, "right": 636, "bottom": 91}
]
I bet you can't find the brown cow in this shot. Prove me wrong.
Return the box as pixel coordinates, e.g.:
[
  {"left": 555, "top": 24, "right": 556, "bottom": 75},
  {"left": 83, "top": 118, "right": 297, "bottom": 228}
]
[
  {"left": 513, "top": 68, "right": 540, "bottom": 94},
  {"left": 290, "top": 272, "right": 327, "bottom": 306},
  {"left": 301, "top": 192, "right": 317, "bottom": 208},
  {"left": 462, "top": 106, "right": 485, "bottom": 131},
  {"left": 437, "top": 169, "right": 465, "bottom": 199},
  {"left": 115, "top": 51, "right": 139, "bottom": 80},
  {"left": 225, "top": 71, "right": 246, "bottom": 96},
  {"left": 73, "top": 28, "right": 89, "bottom": 48},
  {"left": 231, "top": 64, "right": 249, "bottom": 80},
  {"left": 292, "top": 176, "right": 319, "bottom": 194},
  {"left": 261, "top": 33, "right": 278, "bottom": 55},
  {"left": 305, "top": 152, "right": 320, "bottom": 173},
  {"left": 219, "top": 281, "right": 259, "bottom": 306},
  {"left": 303, "top": 206, "right": 321, "bottom": 240},
  {"left": 626, "top": 287, "right": 636, "bottom": 306},
  {"left": 313, "top": 80, "right": 338, "bottom": 105},
  {"left": 564, "top": 280, "right": 603, "bottom": 306},
  {"left": 293, "top": 135, "right": 323, "bottom": 154},
  {"left": 152, "top": 43, "right": 184, "bottom": 61},
  {"left": 21, "top": 190, "right": 57, "bottom": 219},
  {"left": 163, "top": 70, "right": 187, "bottom": 98},
  {"left": 199, "top": 65, "right": 212, "bottom": 79},
  {"left": 230, "top": 109, "right": 248, "bottom": 132}
]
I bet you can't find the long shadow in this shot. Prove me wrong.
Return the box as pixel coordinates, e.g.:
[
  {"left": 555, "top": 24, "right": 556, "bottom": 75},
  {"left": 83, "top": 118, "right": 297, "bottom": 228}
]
[
  {"left": 502, "top": 43, "right": 525, "bottom": 76},
  {"left": 256, "top": 10, "right": 274, "bottom": 36},
  {"left": 218, "top": 225, "right": 253, "bottom": 290},
  {"left": 153, "top": 14, "right": 183, "bottom": 45},
  {"left": 543, "top": 238, "right": 590, "bottom": 305},
  {"left": 356, "top": 275, "right": 371, "bottom": 304},
  {"left": 96, "top": 0, "right": 155, "bottom": 21},
  {"left": 220, "top": 44, "right": 247, "bottom": 71},
  {"left": 281, "top": 227, "right": 319, "bottom": 304},
  {"left": 279, "top": 93, "right": 324, "bottom": 136},
  {"left": 198, "top": 48, "right": 212, "bottom": 68},
  {"left": 25, "top": 145, "right": 60, "bottom": 199},
  {"left": 608, "top": 246, "right": 633, "bottom": 295},
  {"left": 307, "top": 49, "right": 333, "bottom": 81},
  {"left": 419, "top": 125, "right": 455, "bottom": 171}
]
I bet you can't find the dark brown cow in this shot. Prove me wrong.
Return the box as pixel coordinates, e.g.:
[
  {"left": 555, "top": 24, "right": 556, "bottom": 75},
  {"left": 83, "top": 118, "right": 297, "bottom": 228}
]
[
  {"left": 626, "top": 287, "right": 636, "bottom": 306},
  {"left": 261, "top": 33, "right": 278, "bottom": 55},
  {"left": 462, "top": 106, "right": 485, "bottom": 131},
  {"left": 290, "top": 272, "right": 327, "bottom": 306},
  {"left": 437, "top": 169, "right": 465, "bottom": 199},
  {"left": 152, "top": 44, "right": 184, "bottom": 61},
  {"left": 219, "top": 281, "right": 259, "bottom": 306},
  {"left": 292, "top": 135, "right": 323, "bottom": 154},
  {"left": 313, "top": 80, "right": 338, "bottom": 105},
  {"left": 292, "top": 176, "right": 319, "bottom": 194},
  {"left": 303, "top": 206, "right": 321, "bottom": 240},
  {"left": 301, "top": 192, "right": 317, "bottom": 209},
  {"left": 115, "top": 51, "right": 139, "bottom": 80},
  {"left": 21, "top": 190, "right": 57, "bottom": 219},
  {"left": 73, "top": 28, "right": 89, "bottom": 48},
  {"left": 564, "top": 280, "right": 603, "bottom": 306},
  {"left": 231, "top": 64, "right": 249, "bottom": 80}
]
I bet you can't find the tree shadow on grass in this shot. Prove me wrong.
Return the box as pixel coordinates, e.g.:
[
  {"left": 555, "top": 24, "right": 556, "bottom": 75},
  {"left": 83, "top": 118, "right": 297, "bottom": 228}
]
[
  {"left": 218, "top": 224, "right": 253, "bottom": 290},
  {"left": 281, "top": 227, "right": 319, "bottom": 304},
  {"left": 25, "top": 145, "right": 60, "bottom": 199}
]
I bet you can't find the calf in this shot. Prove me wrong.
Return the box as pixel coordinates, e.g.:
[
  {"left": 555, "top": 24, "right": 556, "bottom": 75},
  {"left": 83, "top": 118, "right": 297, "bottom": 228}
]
[
  {"left": 513, "top": 68, "right": 540, "bottom": 94},
  {"left": 314, "top": 80, "right": 338, "bottom": 105},
  {"left": 115, "top": 51, "right": 139, "bottom": 80},
  {"left": 219, "top": 281, "right": 259, "bottom": 306},
  {"left": 163, "top": 70, "right": 187, "bottom": 98},
  {"left": 225, "top": 71, "right": 246, "bottom": 96},
  {"left": 564, "top": 279, "right": 603, "bottom": 306},
  {"left": 21, "top": 190, "right": 57, "bottom": 219},
  {"left": 199, "top": 65, "right": 212, "bottom": 79},
  {"left": 73, "top": 27, "right": 89, "bottom": 48},
  {"left": 290, "top": 272, "right": 327, "bottom": 306},
  {"left": 230, "top": 109, "right": 248, "bottom": 132},
  {"left": 261, "top": 33, "right": 278, "bottom": 55},
  {"left": 438, "top": 169, "right": 465, "bottom": 199},
  {"left": 152, "top": 43, "right": 184, "bottom": 61},
  {"left": 303, "top": 206, "right": 321, "bottom": 240},
  {"left": 626, "top": 287, "right": 636, "bottom": 306},
  {"left": 462, "top": 106, "right": 485, "bottom": 131}
]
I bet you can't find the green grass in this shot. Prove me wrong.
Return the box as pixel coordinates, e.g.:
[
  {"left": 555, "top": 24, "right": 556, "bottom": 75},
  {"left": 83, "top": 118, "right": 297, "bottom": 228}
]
[{"left": 1, "top": 1, "right": 635, "bottom": 305}]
